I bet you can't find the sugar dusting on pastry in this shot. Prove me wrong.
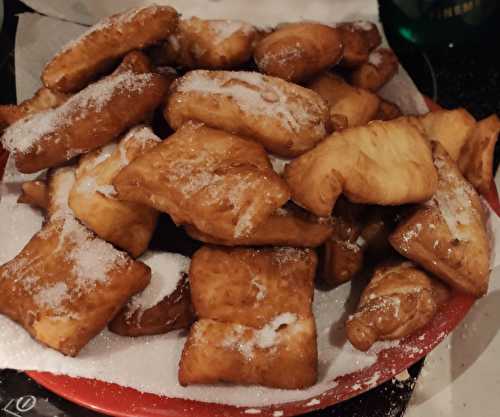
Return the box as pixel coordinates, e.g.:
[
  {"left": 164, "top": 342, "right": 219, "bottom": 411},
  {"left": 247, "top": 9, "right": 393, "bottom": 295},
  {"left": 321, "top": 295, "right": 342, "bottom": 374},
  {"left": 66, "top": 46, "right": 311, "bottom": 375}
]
[
  {"left": 220, "top": 313, "right": 298, "bottom": 359},
  {"left": 176, "top": 70, "right": 326, "bottom": 136},
  {"left": 209, "top": 20, "right": 254, "bottom": 44},
  {"left": 433, "top": 154, "right": 475, "bottom": 242},
  {"left": 1, "top": 71, "right": 154, "bottom": 155},
  {"left": 127, "top": 251, "right": 190, "bottom": 315}
]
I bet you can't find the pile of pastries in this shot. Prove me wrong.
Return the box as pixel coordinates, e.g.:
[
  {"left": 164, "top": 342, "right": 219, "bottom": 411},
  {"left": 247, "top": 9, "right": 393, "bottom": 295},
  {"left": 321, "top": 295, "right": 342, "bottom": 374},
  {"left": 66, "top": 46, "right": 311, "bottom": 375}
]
[{"left": 0, "top": 3, "right": 497, "bottom": 390}]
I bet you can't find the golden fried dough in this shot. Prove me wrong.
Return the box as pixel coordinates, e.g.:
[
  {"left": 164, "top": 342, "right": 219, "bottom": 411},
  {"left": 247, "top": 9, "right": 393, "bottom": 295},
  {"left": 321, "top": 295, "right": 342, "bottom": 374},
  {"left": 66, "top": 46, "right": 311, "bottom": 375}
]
[
  {"left": 18, "top": 180, "right": 49, "bottom": 210},
  {"left": 375, "top": 98, "right": 402, "bottom": 121},
  {"left": 42, "top": 5, "right": 178, "bottom": 93},
  {"left": 113, "top": 50, "right": 153, "bottom": 75},
  {"left": 419, "top": 108, "right": 476, "bottom": 161},
  {"left": 0, "top": 168, "right": 150, "bottom": 356},
  {"left": 346, "top": 262, "right": 449, "bottom": 351},
  {"left": 164, "top": 70, "right": 330, "bottom": 157},
  {"left": 0, "top": 87, "right": 69, "bottom": 129},
  {"left": 319, "top": 198, "right": 366, "bottom": 287},
  {"left": 114, "top": 123, "right": 290, "bottom": 240},
  {"left": 69, "top": 126, "right": 160, "bottom": 258},
  {"left": 337, "top": 21, "right": 382, "bottom": 68},
  {"left": 284, "top": 117, "right": 437, "bottom": 216},
  {"left": 157, "top": 17, "right": 257, "bottom": 69},
  {"left": 307, "top": 72, "right": 380, "bottom": 129},
  {"left": 109, "top": 251, "right": 193, "bottom": 336},
  {"left": 253, "top": 22, "right": 343, "bottom": 83},
  {"left": 390, "top": 143, "right": 490, "bottom": 297},
  {"left": 179, "top": 316, "right": 317, "bottom": 388},
  {"left": 458, "top": 114, "right": 500, "bottom": 194},
  {"left": 189, "top": 246, "right": 316, "bottom": 328},
  {"left": 350, "top": 48, "right": 399, "bottom": 92},
  {"left": 185, "top": 204, "right": 332, "bottom": 247},
  {"left": 2, "top": 71, "right": 168, "bottom": 174},
  {"left": 320, "top": 239, "right": 364, "bottom": 287}
]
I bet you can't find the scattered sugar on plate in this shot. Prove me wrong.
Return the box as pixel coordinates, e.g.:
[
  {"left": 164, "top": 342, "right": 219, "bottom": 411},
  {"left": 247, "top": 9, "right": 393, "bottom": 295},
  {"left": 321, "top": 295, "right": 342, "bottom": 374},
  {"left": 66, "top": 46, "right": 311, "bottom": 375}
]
[
  {"left": 305, "top": 398, "right": 320, "bottom": 406},
  {"left": 127, "top": 251, "right": 190, "bottom": 314}
]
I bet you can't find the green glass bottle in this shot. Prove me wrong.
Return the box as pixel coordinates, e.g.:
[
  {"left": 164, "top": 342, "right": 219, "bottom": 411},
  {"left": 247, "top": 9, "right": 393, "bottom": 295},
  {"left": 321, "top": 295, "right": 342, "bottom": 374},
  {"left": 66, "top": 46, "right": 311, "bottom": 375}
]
[{"left": 379, "top": 0, "right": 500, "bottom": 47}]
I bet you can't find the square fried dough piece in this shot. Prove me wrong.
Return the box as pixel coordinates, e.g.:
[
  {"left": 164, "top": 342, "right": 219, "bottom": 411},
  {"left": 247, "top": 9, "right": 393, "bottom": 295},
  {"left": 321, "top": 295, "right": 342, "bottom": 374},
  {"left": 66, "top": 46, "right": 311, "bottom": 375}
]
[
  {"left": 179, "top": 316, "right": 317, "bottom": 389},
  {"left": 114, "top": 122, "right": 290, "bottom": 240},
  {"left": 190, "top": 246, "right": 316, "bottom": 328},
  {"left": 0, "top": 168, "right": 150, "bottom": 356},
  {"left": 69, "top": 126, "right": 160, "bottom": 258},
  {"left": 390, "top": 143, "right": 490, "bottom": 297}
]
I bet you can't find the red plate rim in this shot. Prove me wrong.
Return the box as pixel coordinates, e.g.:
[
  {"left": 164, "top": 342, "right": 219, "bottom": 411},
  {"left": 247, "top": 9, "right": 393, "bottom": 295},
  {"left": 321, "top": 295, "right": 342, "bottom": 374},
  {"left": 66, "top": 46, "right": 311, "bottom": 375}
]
[{"left": 2, "top": 97, "right": 498, "bottom": 417}]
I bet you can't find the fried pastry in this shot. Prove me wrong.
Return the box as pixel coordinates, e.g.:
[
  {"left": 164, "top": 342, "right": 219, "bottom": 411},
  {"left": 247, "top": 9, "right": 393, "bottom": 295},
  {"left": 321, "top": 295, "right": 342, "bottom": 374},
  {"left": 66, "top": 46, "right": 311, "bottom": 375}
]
[
  {"left": 179, "top": 316, "right": 317, "bottom": 389},
  {"left": 156, "top": 17, "right": 257, "bottom": 69},
  {"left": 109, "top": 251, "right": 193, "bottom": 336},
  {"left": 185, "top": 204, "right": 332, "bottom": 247},
  {"left": 419, "top": 108, "right": 476, "bottom": 161},
  {"left": 307, "top": 72, "right": 380, "bottom": 129},
  {"left": 253, "top": 22, "right": 343, "bottom": 83},
  {"left": 114, "top": 123, "right": 290, "bottom": 240},
  {"left": 164, "top": 70, "right": 330, "bottom": 157},
  {"left": 389, "top": 143, "right": 490, "bottom": 297},
  {"left": 337, "top": 21, "right": 382, "bottom": 68},
  {"left": 69, "top": 126, "right": 160, "bottom": 258},
  {"left": 375, "top": 98, "right": 402, "bottom": 121},
  {"left": 350, "top": 48, "right": 399, "bottom": 92},
  {"left": 2, "top": 70, "right": 168, "bottom": 173},
  {"left": 42, "top": 5, "right": 179, "bottom": 93},
  {"left": 0, "top": 87, "right": 69, "bottom": 129},
  {"left": 189, "top": 246, "right": 316, "bottom": 328},
  {"left": 0, "top": 167, "right": 150, "bottom": 356},
  {"left": 284, "top": 117, "right": 437, "bottom": 216},
  {"left": 17, "top": 180, "right": 49, "bottom": 212},
  {"left": 320, "top": 239, "right": 365, "bottom": 287},
  {"left": 346, "top": 262, "right": 450, "bottom": 351},
  {"left": 319, "top": 199, "right": 367, "bottom": 287},
  {"left": 113, "top": 50, "right": 153, "bottom": 75},
  {"left": 458, "top": 114, "right": 500, "bottom": 194}
]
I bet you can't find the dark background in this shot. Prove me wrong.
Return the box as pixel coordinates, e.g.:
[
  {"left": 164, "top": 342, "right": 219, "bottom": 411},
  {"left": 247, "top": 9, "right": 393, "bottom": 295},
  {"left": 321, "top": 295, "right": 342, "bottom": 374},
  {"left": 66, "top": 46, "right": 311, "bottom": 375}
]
[{"left": 0, "top": 0, "right": 498, "bottom": 416}]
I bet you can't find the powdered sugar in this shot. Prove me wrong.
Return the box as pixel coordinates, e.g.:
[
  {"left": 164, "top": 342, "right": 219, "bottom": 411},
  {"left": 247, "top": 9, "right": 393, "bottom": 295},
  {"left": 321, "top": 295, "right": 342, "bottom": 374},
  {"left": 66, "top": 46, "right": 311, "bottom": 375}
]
[
  {"left": 433, "top": 156, "right": 475, "bottom": 242},
  {"left": 2, "top": 71, "right": 153, "bottom": 155},
  {"left": 368, "top": 50, "right": 383, "bottom": 66},
  {"left": 33, "top": 282, "right": 69, "bottom": 311},
  {"left": 352, "top": 20, "right": 374, "bottom": 31},
  {"left": 127, "top": 251, "right": 190, "bottom": 314},
  {"left": 209, "top": 20, "right": 254, "bottom": 44},
  {"left": 251, "top": 277, "right": 267, "bottom": 301},
  {"left": 305, "top": 398, "right": 321, "bottom": 406},
  {"left": 268, "top": 154, "right": 290, "bottom": 175},
  {"left": 222, "top": 313, "right": 298, "bottom": 359},
  {"left": 176, "top": 70, "right": 326, "bottom": 135},
  {"left": 56, "top": 5, "right": 162, "bottom": 56}
]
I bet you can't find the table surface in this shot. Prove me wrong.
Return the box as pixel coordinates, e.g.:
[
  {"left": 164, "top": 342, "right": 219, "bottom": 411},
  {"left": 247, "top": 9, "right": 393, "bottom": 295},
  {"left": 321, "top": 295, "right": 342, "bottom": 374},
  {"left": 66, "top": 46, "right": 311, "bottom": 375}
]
[{"left": 0, "top": 1, "right": 499, "bottom": 417}]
